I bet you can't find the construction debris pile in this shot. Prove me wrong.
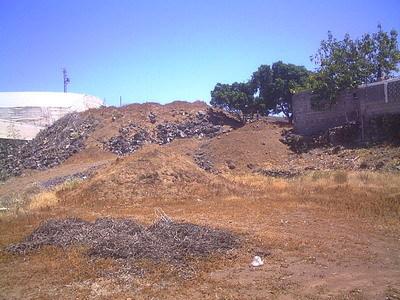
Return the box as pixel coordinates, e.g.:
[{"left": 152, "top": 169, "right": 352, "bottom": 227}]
[
  {"left": 194, "top": 150, "right": 215, "bottom": 173},
  {"left": 8, "top": 217, "right": 240, "bottom": 264},
  {"left": 39, "top": 166, "right": 100, "bottom": 189},
  {"left": 0, "top": 138, "right": 27, "bottom": 161},
  {"left": 0, "top": 113, "right": 97, "bottom": 181},
  {"left": 103, "top": 124, "right": 153, "bottom": 156},
  {"left": 253, "top": 167, "right": 299, "bottom": 178},
  {"left": 104, "top": 108, "right": 242, "bottom": 155},
  {"left": 281, "top": 122, "right": 360, "bottom": 153}
]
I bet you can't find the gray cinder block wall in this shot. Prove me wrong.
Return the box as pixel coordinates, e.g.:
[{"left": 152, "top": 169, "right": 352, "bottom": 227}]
[{"left": 292, "top": 78, "right": 400, "bottom": 135}]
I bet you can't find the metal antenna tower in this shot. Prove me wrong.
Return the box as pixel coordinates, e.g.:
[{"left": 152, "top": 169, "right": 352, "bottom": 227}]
[{"left": 63, "top": 68, "right": 70, "bottom": 93}]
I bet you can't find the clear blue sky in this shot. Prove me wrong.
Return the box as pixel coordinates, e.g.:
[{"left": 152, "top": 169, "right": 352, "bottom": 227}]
[{"left": 1, "top": 0, "right": 399, "bottom": 106}]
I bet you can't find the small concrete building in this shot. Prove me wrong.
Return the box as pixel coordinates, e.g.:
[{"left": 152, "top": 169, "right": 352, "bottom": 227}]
[
  {"left": 292, "top": 77, "right": 400, "bottom": 135},
  {"left": 0, "top": 92, "right": 103, "bottom": 140}
]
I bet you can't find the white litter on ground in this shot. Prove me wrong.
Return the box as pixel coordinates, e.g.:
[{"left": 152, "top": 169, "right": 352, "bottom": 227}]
[{"left": 251, "top": 255, "right": 264, "bottom": 267}]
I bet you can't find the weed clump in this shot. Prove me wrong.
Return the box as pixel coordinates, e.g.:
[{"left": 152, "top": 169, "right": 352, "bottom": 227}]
[{"left": 333, "top": 171, "right": 348, "bottom": 184}]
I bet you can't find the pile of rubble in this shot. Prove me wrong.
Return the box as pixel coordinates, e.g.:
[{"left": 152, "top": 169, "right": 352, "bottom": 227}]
[
  {"left": 0, "top": 138, "right": 27, "bottom": 160},
  {"left": 104, "top": 108, "right": 241, "bottom": 155},
  {"left": 103, "top": 123, "right": 154, "bottom": 156},
  {"left": 194, "top": 150, "right": 215, "bottom": 172},
  {"left": 253, "top": 167, "right": 299, "bottom": 178},
  {"left": 8, "top": 217, "right": 240, "bottom": 265},
  {"left": 155, "top": 112, "right": 223, "bottom": 144},
  {"left": 39, "top": 166, "right": 100, "bottom": 189},
  {"left": 0, "top": 113, "right": 97, "bottom": 181},
  {"left": 280, "top": 130, "right": 315, "bottom": 153},
  {"left": 281, "top": 122, "right": 360, "bottom": 153}
]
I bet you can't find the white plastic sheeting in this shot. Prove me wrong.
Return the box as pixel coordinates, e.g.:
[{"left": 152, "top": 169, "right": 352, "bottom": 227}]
[{"left": 0, "top": 92, "right": 103, "bottom": 140}]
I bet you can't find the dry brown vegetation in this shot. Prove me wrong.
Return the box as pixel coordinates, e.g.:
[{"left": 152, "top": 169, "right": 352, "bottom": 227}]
[
  {"left": 1, "top": 103, "right": 400, "bottom": 299},
  {"left": 1, "top": 168, "right": 399, "bottom": 299}
]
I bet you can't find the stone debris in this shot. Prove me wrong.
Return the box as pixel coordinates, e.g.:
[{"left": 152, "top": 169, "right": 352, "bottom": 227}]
[
  {"left": 281, "top": 122, "right": 361, "bottom": 154},
  {"left": 39, "top": 166, "right": 100, "bottom": 189},
  {"left": 226, "top": 160, "right": 236, "bottom": 170},
  {"left": 8, "top": 217, "right": 240, "bottom": 266},
  {"left": 0, "top": 113, "right": 97, "bottom": 181},
  {"left": 254, "top": 168, "right": 299, "bottom": 178},
  {"left": 194, "top": 151, "right": 215, "bottom": 172},
  {"left": 103, "top": 123, "right": 154, "bottom": 156},
  {"left": 0, "top": 138, "right": 28, "bottom": 159},
  {"left": 104, "top": 108, "right": 242, "bottom": 156},
  {"left": 148, "top": 112, "right": 157, "bottom": 124}
]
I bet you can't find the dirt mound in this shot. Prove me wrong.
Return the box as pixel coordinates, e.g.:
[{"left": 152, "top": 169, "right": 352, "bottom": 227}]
[
  {"left": 8, "top": 217, "right": 240, "bottom": 263},
  {"left": 1, "top": 101, "right": 243, "bottom": 182},
  {"left": 61, "top": 142, "right": 234, "bottom": 205},
  {"left": 196, "top": 119, "right": 291, "bottom": 172},
  {"left": 82, "top": 101, "right": 215, "bottom": 148},
  {"left": 0, "top": 113, "right": 97, "bottom": 181}
]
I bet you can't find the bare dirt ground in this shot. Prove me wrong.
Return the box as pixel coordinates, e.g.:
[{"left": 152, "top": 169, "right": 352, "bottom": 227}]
[{"left": 1, "top": 103, "right": 400, "bottom": 299}]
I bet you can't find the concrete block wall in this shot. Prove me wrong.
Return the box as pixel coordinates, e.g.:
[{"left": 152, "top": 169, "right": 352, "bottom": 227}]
[
  {"left": 360, "top": 79, "right": 400, "bottom": 118},
  {"left": 293, "top": 91, "right": 359, "bottom": 135},
  {"left": 293, "top": 78, "right": 400, "bottom": 135}
]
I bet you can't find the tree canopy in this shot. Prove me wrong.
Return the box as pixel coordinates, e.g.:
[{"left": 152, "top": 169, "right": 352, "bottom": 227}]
[
  {"left": 251, "top": 62, "right": 310, "bottom": 122},
  {"left": 210, "top": 82, "right": 257, "bottom": 116},
  {"left": 311, "top": 25, "right": 400, "bottom": 106},
  {"left": 210, "top": 61, "right": 310, "bottom": 122}
]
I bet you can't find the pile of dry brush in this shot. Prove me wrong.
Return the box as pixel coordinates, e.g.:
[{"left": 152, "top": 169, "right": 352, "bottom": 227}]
[{"left": 8, "top": 217, "right": 240, "bottom": 264}]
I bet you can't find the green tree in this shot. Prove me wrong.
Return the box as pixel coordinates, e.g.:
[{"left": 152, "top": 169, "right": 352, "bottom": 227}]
[
  {"left": 211, "top": 62, "right": 310, "bottom": 122},
  {"left": 210, "top": 82, "right": 258, "bottom": 116},
  {"left": 251, "top": 62, "right": 310, "bottom": 123},
  {"left": 312, "top": 25, "right": 400, "bottom": 106}
]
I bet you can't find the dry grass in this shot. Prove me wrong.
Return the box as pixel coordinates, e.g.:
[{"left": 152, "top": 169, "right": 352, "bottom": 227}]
[
  {"left": 15, "top": 178, "right": 85, "bottom": 211},
  {"left": 28, "top": 191, "right": 59, "bottom": 210},
  {"left": 291, "top": 171, "right": 400, "bottom": 221},
  {"left": 1, "top": 170, "right": 400, "bottom": 299},
  {"left": 225, "top": 170, "right": 400, "bottom": 224}
]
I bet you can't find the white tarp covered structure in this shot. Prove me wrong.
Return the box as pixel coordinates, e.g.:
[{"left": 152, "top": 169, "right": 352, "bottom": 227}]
[{"left": 0, "top": 92, "right": 103, "bottom": 140}]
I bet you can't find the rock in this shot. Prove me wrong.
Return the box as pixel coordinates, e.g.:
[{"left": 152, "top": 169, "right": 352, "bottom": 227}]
[
  {"left": 375, "top": 161, "right": 385, "bottom": 170},
  {"left": 254, "top": 168, "right": 299, "bottom": 178},
  {"left": 330, "top": 146, "right": 342, "bottom": 155},
  {"left": 194, "top": 151, "right": 215, "bottom": 173},
  {"left": 148, "top": 112, "right": 157, "bottom": 124},
  {"left": 304, "top": 166, "right": 316, "bottom": 171},
  {"left": 226, "top": 160, "right": 236, "bottom": 170}
]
